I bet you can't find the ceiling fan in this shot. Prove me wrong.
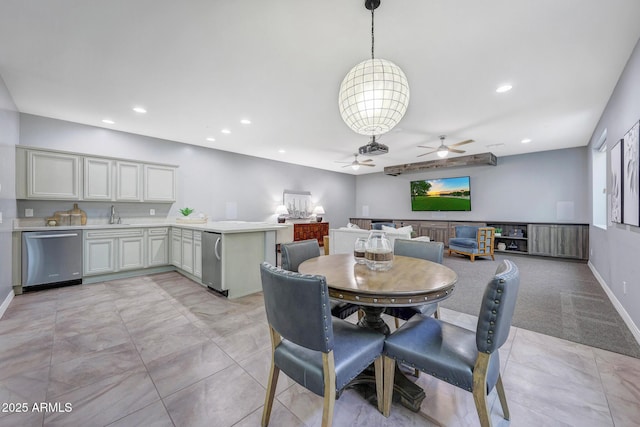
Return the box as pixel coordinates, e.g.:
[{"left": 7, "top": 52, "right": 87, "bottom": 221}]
[
  {"left": 417, "top": 135, "right": 474, "bottom": 158},
  {"left": 336, "top": 154, "right": 376, "bottom": 171}
]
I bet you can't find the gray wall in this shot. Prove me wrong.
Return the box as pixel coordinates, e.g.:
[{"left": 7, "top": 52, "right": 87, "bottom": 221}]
[
  {"left": 0, "top": 74, "right": 18, "bottom": 305},
  {"left": 18, "top": 114, "right": 356, "bottom": 227},
  {"left": 355, "top": 147, "right": 589, "bottom": 223},
  {"left": 588, "top": 38, "right": 640, "bottom": 328}
]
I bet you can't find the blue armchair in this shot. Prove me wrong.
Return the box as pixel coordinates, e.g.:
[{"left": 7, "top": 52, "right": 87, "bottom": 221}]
[{"left": 448, "top": 226, "right": 495, "bottom": 262}]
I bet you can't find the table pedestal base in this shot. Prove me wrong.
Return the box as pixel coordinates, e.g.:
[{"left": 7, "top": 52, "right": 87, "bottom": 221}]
[{"left": 346, "top": 305, "right": 426, "bottom": 412}]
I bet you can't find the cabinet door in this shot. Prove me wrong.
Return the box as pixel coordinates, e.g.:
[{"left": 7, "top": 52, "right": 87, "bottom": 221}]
[
  {"left": 84, "top": 157, "right": 113, "bottom": 200},
  {"left": 119, "top": 236, "right": 145, "bottom": 271},
  {"left": 194, "top": 231, "right": 202, "bottom": 279},
  {"left": 181, "top": 230, "right": 194, "bottom": 274},
  {"left": 147, "top": 228, "right": 169, "bottom": 267},
  {"left": 27, "top": 150, "right": 81, "bottom": 199},
  {"left": 555, "top": 225, "right": 585, "bottom": 259},
  {"left": 144, "top": 164, "right": 176, "bottom": 202},
  {"left": 171, "top": 231, "right": 182, "bottom": 267},
  {"left": 116, "top": 161, "right": 142, "bottom": 201},
  {"left": 84, "top": 238, "right": 116, "bottom": 275},
  {"left": 529, "top": 224, "right": 554, "bottom": 256}
]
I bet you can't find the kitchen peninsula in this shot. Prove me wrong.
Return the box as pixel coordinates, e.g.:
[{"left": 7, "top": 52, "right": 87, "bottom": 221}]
[{"left": 13, "top": 221, "right": 286, "bottom": 299}]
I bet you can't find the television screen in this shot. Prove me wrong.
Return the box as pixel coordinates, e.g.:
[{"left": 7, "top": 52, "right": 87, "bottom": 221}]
[{"left": 410, "top": 176, "right": 471, "bottom": 211}]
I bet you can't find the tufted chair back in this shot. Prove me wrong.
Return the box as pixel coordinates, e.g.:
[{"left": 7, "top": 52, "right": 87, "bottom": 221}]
[
  {"left": 394, "top": 239, "right": 444, "bottom": 264},
  {"left": 476, "top": 259, "right": 520, "bottom": 354},
  {"left": 280, "top": 239, "right": 320, "bottom": 272}
]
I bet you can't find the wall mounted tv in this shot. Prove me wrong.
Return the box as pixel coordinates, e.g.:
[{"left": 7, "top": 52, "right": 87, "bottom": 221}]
[{"left": 410, "top": 176, "right": 471, "bottom": 211}]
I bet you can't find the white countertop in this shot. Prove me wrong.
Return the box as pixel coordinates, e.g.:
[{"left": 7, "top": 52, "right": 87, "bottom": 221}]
[{"left": 14, "top": 221, "right": 288, "bottom": 234}]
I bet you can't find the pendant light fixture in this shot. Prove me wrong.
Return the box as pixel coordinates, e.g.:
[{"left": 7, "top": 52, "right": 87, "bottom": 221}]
[{"left": 338, "top": 0, "right": 410, "bottom": 137}]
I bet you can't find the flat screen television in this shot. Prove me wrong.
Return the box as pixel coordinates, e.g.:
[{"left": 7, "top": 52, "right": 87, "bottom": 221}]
[{"left": 410, "top": 176, "right": 471, "bottom": 211}]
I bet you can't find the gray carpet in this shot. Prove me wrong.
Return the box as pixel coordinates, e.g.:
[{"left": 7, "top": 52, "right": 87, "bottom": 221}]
[{"left": 440, "top": 253, "right": 640, "bottom": 358}]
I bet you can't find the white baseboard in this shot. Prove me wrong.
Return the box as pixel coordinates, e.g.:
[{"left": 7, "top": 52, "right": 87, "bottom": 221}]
[
  {"left": 588, "top": 261, "right": 640, "bottom": 348},
  {"left": 0, "top": 289, "right": 15, "bottom": 319}
]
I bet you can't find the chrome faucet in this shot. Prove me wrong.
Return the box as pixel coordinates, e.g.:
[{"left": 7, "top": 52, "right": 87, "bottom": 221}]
[{"left": 109, "top": 205, "right": 117, "bottom": 224}]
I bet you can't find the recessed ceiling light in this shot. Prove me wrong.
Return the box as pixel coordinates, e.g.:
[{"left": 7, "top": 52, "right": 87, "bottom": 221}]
[
  {"left": 102, "top": 119, "right": 115, "bottom": 124},
  {"left": 132, "top": 107, "right": 147, "bottom": 114},
  {"left": 221, "top": 129, "right": 231, "bottom": 134},
  {"left": 496, "top": 84, "right": 513, "bottom": 93},
  {"left": 240, "top": 119, "right": 251, "bottom": 125},
  {"left": 521, "top": 138, "right": 532, "bottom": 143},
  {"left": 206, "top": 137, "right": 216, "bottom": 142},
  {"left": 278, "top": 149, "right": 286, "bottom": 154}
]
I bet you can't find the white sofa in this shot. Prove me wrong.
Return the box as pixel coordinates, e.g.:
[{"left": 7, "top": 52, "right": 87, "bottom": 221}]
[{"left": 329, "top": 227, "right": 429, "bottom": 255}]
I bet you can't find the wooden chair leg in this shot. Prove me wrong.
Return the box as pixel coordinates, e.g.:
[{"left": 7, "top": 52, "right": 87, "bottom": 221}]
[
  {"left": 357, "top": 309, "right": 364, "bottom": 321},
  {"left": 394, "top": 317, "right": 400, "bottom": 329},
  {"left": 261, "top": 360, "right": 280, "bottom": 427},
  {"left": 382, "top": 356, "right": 396, "bottom": 417},
  {"left": 496, "top": 374, "right": 510, "bottom": 420},
  {"left": 470, "top": 254, "right": 475, "bottom": 262},
  {"left": 321, "top": 352, "right": 336, "bottom": 427},
  {"left": 374, "top": 356, "right": 384, "bottom": 413},
  {"left": 472, "top": 352, "right": 491, "bottom": 427}
]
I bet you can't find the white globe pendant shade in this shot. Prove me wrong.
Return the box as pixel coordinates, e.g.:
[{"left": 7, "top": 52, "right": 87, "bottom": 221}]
[{"left": 338, "top": 58, "right": 410, "bottom": 136}]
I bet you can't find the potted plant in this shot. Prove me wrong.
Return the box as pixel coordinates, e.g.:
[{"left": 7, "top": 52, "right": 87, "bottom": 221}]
[
  {"left": 179, "top": 207, "right": 194, "bottom": 217},
  {"left": 494, "top": 227, "right": 502, "bottom": 236}
]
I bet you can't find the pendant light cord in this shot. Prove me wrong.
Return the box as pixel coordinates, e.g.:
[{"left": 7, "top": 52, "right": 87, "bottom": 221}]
[{"left": 371, "top": 6, "right": 375, "bottom": 60}]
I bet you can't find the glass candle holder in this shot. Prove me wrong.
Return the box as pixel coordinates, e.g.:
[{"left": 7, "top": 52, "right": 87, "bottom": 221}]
[
  {"left": 365, "top": 231, "right": 393, "bottom": 271},
  {"left": 354, "top": 237, "right": 367, "bottom": 264}
]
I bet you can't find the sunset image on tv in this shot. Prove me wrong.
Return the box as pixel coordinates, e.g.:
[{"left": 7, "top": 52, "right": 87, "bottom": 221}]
[{"left": 410, "top": 176, "right": 471, "bottom": 211}]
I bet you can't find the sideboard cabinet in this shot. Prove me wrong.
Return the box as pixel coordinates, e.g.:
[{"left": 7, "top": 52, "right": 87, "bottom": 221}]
[{"left": 293, "top": 222, "right": 329, "bottom": 246}]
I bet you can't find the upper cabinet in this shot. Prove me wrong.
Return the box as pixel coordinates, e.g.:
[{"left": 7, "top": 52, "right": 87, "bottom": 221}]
[
  {"left": 26, "top": 150, "right": 81, "bottom": 200},
  {"left": 17, "top": 146, "right": 177, "bottom": 203},
  {"left": 144, "top": 165, "right": 176, "bottom": 203}
]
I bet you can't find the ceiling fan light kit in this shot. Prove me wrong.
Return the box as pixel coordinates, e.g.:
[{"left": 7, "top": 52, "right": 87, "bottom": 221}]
[{"left": 338, "top": 0, "right": 410, "bottom": 141}]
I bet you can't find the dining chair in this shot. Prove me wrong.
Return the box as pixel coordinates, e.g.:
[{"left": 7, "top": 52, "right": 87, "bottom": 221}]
[
  {"left": 385, "top": 239, "right": 444, "bottom": 329},
  {"left": 280, "top": 239, "right": 359, "bottom": 320},
  {"left": 259, "top": 262, "right": 385, "bottom": 427},
  {"left": 382, "top": 259, "right": 520, "bottom": 427}
]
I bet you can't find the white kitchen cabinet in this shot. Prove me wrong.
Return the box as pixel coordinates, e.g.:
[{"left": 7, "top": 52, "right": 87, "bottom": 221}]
[
  {"left": 171, "top": 228, "right": 182, "bottom": 267},
  {"left": 144, "top": 164, "right": 176, "bottom": 202},
  {"left": 147, "top": 227, "right": 169, "bottom": 267},
  {"left": 27, "top": 150, "right": 81, "bottom": 200},
  {"left": 194, "top": 231, "right": 202, "bottom": 279},
  {"left": 84, "top": 238, "right": 116, "bottom": 275},
  {"left": 181, "top": 229, "right": 194, "bottom": 274},
  {"left": 84, "top": 228, "right": 145, "bottom": 275},
  {"left": 119, "top": 235, "right": 145, "bottom": 271},
  {"left": 84, "top": 157, "right": 113, "bottom": 200},
  {"left": 116, "top": 161, "right": 142, "bottom": 201}
]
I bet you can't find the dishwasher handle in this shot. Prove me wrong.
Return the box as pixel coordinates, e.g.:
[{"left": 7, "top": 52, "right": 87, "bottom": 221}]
[
  {"left": 214, "top": 237, "right": 222, "bottom": 261},
  {"left": 26, "top": 233, "right": 80, "bottom": 239}
]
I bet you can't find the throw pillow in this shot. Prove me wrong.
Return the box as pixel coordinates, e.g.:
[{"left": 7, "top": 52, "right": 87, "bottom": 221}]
[
  {"left": 381, "top": 225, "right": 413, "bottom": 235},
  {"left": 347, "top": 222, "right": 360, "bottom": 229}
]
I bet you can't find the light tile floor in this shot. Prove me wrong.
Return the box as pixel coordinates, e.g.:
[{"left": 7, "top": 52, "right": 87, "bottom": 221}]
[{"left": 1, "top": 271, "right": 639, "bottom": 427}]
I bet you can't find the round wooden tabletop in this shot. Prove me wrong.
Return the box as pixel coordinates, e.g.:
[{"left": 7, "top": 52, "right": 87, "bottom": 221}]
[{"left": 299, "top": 254, "right": 457, "bottom": 307}]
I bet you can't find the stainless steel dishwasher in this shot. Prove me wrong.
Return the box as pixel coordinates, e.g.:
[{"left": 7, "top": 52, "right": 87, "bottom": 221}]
[
  {"left": 202, "top": 232, "right": 225, "bottom": 296},
  {"left": 22, "top": 230, "right": 83, "bottom": 290}
]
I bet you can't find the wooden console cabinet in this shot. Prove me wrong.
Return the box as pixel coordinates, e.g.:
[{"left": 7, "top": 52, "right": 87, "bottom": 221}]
[{"left": 293, "top": 222, "right": 329, "bottom": 246}]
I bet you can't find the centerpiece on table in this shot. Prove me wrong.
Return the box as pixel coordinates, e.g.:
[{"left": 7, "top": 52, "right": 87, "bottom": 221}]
[{"left": 176, "top": 207, "right": 208, "bottom": 224}]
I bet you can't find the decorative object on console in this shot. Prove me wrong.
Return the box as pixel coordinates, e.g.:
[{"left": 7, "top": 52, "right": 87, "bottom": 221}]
[
  {"left": 275, "top": 205, "right": 289, "bottom": 223},
  {"left": 283, "top": 190, "right": 312, "bottom": 219},
  {"left": 176, "top": 209, "right": 208, "bottom": 224},
  {"left": 179, "top": 207, "right": 194, "bottom": 217},
  {"left": 312, "top": 205, "right": 325, "bottom": 222},
  {"left": 338, "top": 0, "right": 409, "bottom": 140},
  {"left": 494, "top": 227, "right": 502, "bottom": 236}
]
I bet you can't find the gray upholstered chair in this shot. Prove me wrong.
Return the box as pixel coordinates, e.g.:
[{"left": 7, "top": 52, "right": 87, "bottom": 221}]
[
  {"left": 382, "top": 259, "right": 520, "bottom": 427},
  {"left": 448, "top": 226, "right": 495, "bottom": 262},
  {"left": 259, "top": 262, "right": 385, "bottom": 427},
  {"left": 280, "top": 239, "right": 359, "bottom": 320},
  {"left": 384, "top": 239, "right": 443, "bottom": 328}
]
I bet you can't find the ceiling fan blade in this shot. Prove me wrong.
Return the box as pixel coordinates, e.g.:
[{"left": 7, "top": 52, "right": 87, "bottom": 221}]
[
  {"left": 417, "top": 150, "right": 436, "bottom": 157},
  {"left": 417, "top": 145, "right": 436, "bottom": 149},
  {"left": 360, "top": 159, "right": 374, "bottom": 163},
  {"left": 341, "top": 164, "right": 352, "bottom": 168},
  {"left": 335, "top": 161, "right": 350, "bottom": 164},
  {"left": 360, "top": 163, "right": 376, "bottom": 167},
  {"left": 449, "top": 148, "right": 466, "bottom": 154},
  {"left": 451, "top": 139, "right": 474, "bottom": 147}
]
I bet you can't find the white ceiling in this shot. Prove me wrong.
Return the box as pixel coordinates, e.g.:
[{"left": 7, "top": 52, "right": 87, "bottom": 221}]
[{"left": 1, "top": 0, "right": 640, "bottom": 174}]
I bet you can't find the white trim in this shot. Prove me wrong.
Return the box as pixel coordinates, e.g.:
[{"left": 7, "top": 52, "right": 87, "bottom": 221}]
[
  {"left": 0, "top": 289, "right": 15, "bottom": 318},
  {"left": 588, "top": 261, "right": 640, "bottom": 347}
]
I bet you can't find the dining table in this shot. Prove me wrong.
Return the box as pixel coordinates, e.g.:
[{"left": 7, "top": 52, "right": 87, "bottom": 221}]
[{"left": 298, "top": 253, "right": 458, "bottom": 412}]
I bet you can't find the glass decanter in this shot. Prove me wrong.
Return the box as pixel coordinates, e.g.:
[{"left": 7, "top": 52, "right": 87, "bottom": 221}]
[{"left": 365, "top": 231, "right": 393, "bottom": 271}]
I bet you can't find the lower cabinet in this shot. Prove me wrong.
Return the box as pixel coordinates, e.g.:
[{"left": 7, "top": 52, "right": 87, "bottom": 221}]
[
  {"left": 181, "top": 229, "right": 194, "bottom": 274},
  {"left": 84, "top": 228, "right": 145, "bottom": 275},
  {"left": 147, "top": 227, "right": 169, "bottom": 267},
  {"left": 418, "top": 222, "right": 449, "bottom": 243},
  {"left": 171, "top": 228, "right": 182, "bottom": 267},
  {"left": 194, "top": 231, "right": 202, "bottom": 279},
  {"left": 529, "top": 224, "right": 588, "bottom": 260},
  {"left": 170, "top": 227, "right": 202, "bottom": 279}
]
